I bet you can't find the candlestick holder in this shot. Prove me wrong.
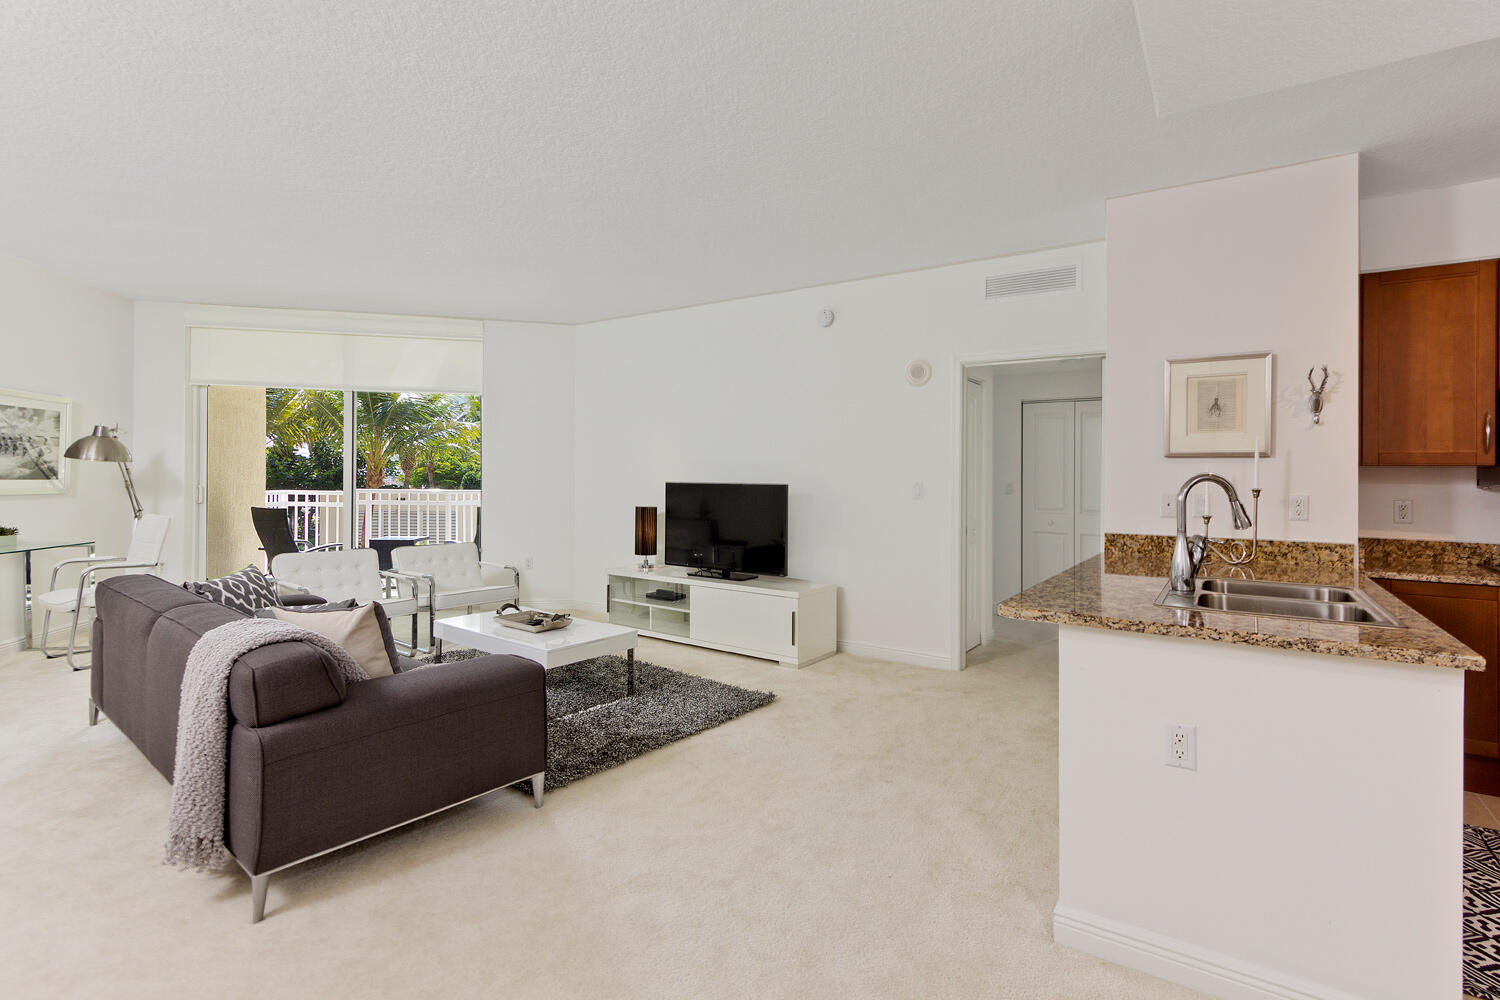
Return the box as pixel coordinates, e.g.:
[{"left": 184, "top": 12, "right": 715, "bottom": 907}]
[{"left": 1200, "top": 488, "right": 1261, "bottom": 567}]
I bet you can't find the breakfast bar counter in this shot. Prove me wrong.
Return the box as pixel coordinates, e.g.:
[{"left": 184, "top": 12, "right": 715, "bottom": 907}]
[{"left": 997, "top": 554, "right": 1483, "bottom": 670}]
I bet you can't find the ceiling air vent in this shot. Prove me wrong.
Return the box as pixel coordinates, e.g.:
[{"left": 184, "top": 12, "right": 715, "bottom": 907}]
[{"left": 985, "top": 264, "right": 1078, "bottom": 299}]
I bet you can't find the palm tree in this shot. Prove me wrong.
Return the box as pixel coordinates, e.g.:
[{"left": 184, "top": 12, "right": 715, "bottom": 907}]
[
  {"left": 266, "top": 389, "right": 480, "bottom": 489},
  {"left": 417, "top": 395, "right": 481, "bottom": 487},
  {"left": 265, "top": 387, "right": 343, "bottom": 454},
  {"left": 353, "top": 392, "right": 453, "bottom": 489}
]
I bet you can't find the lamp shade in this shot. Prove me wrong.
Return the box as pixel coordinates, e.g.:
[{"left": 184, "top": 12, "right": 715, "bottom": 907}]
[
  {"left": 64, "top": 425, "right": 132, "bottom": 463},
  {"left": 634, "top": 506, "right": 657, "bottom": 557}
]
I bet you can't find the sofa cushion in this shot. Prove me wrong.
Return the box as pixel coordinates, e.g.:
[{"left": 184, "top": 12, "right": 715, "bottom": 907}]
[
  {"left": 185, "top": 565, "right": 277, "bottom": 615},
  {"left": 266, "top": 603, "right": 393, "bottom": 678},
  {"left": 258, "top": 602, "right": 402, "bottom": 675}
]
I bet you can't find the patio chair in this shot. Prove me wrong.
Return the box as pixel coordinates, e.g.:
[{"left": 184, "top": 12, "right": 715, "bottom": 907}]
[
  {"left": 391, "top": 542, "right": 519, "bottom": 656},
  {"left": 38, "top": 513, "right": 171, "bottom": 671},
  {"left": 270, "top": 548, "right": 425, "bottom": 650},
  {"left": 251, "top": 506, "right": 342, "bottom": 574}
]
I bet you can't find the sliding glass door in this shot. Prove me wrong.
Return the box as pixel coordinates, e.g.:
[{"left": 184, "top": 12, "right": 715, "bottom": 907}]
[{"left": 200, "top": 387, "right": 480, "bottom": 578}]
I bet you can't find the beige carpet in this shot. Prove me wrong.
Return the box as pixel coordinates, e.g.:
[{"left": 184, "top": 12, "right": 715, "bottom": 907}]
[{"left": 0, "top": 620, "right": 1201, "bottom": 999}]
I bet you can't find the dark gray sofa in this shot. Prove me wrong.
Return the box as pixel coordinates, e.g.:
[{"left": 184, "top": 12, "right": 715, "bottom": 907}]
[{"left": 89, "top": 573, "right": 547, "bottom": 922}]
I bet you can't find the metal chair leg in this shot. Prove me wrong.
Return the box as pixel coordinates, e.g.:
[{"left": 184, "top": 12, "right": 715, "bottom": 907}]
[
  {"left": 251, "top": 874, "right": 269, "bottom": 923},
  {"left": 66, "top": 608, "right": 89, "bottom": 671},
  {"left": 532, "top": 771, "right": 545, "bottom": 808},
  {"left": 88, "top": 698, "right": 99, "bottom": 726}
]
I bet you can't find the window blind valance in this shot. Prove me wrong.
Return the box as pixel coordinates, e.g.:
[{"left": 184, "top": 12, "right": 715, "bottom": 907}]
[{"left": 188, "top": 327, "right": 482, "bottom": 393}]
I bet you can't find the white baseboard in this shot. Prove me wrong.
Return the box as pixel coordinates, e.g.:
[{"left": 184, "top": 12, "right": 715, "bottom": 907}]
[
  {"left": 0, "top": 620, "right": 92, "bottom": 655},
  {"left": 836, "top": 639, "right": 957, "bottom": 671},
  {"left": 1052, "top": 906, "right": 1364, "bottom": 1000}
]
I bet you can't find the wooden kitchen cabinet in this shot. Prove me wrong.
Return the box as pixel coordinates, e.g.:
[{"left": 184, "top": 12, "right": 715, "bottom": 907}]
[
  {"left": 1360, "top": 259, "right": 1498, "bottom": 466},
  {"left": 1375, "top": 577, "right": 1500, "bottom": 794}
]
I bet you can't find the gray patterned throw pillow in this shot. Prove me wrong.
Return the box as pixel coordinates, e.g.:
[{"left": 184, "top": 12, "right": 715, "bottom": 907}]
[{"left": 185, "top": 565, "right": 279, "bottom": 616}]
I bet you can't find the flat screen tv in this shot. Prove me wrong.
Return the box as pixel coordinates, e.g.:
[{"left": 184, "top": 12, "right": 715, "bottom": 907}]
[{"left": 664, "top": 482, "right": 788, "bottom": 579}]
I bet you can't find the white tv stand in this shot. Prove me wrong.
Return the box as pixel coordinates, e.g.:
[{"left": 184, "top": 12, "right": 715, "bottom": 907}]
[{"left": 606, "top": 566, "right": 836, "bottom": 667}]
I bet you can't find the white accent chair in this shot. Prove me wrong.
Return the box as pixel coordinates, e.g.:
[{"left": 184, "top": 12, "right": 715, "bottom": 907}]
[
  {"left": 270, "top": 548, "right": 423, "bottom": 649},
  {"left": 391, "top": 543, "right": 520, "bottom": 656},
  {"left": 38, "top": 513, "right": 171, "bottom": 671}
]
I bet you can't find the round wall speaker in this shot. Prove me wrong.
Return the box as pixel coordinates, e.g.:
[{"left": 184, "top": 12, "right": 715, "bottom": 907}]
[{"left": 905, "top": 359, "right": 933, "bottom": 386}]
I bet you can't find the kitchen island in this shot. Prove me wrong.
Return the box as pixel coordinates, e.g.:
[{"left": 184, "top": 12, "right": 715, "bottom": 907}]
[{"left": 1001, "top": 547, "right": 1478, "bottom": 1000}]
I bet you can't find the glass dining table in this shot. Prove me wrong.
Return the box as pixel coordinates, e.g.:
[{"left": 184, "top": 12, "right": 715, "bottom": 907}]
[{"left": 0, "top": 537, "right": 96, "bottom": 650}]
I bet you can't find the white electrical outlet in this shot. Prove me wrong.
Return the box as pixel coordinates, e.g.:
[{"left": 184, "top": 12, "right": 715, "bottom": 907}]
[
  {"left": 1289, "top": 494, "right": 1310, "bottom": 521},
  {"left": 1166, "top": 724, "right": 1197, "bottom": 770},
  {"left": 1161, "top": 493, "right": 1177, "bottom": 518},
  {"left": 1393, "top": 499, "right": 1413, "bottom": 524}
]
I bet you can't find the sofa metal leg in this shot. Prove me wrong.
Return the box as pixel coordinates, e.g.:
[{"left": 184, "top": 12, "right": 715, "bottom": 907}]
[
  {"left": 88, "top": 698, "right": 99, "bottom": 726},
  {"left": 250, "top": 874, "right": 269, "bottom": 923},
  {"left": 532, "top": 771, "right": 545, "bottom": 809}
]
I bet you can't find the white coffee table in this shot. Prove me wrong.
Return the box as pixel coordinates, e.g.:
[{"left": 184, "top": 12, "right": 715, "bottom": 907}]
[{"left": 433, "top": 611, "right": 641, "bottom": 695}]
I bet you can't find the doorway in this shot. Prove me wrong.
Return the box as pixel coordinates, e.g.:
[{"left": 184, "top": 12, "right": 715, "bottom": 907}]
[{"left": 960, "top": 355, "right": 1104, "bottom": 665}]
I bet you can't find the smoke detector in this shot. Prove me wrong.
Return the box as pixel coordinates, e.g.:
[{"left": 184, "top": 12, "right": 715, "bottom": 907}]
[
  {"left": 817, "top": 308, "right": 835, "bottom": 327},
  {"left": 905, "top": 360, "right": 932, "bottom": 386}
]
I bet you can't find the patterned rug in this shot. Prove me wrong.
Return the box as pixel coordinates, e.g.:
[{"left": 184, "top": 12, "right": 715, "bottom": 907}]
[
  {"left": 1467, "top": 825, "right": 1500, "bottom": 998},
  {"left": 412, "top": 649, "right": 775, "bottom": 791}
]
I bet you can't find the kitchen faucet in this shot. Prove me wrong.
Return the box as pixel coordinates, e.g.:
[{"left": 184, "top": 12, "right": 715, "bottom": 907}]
[{"left": 1169, "top": 473, "right": 1253, "bottom": 593}]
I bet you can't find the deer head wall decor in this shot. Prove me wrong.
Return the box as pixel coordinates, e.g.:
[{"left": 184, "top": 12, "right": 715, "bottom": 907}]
[{"left": 1307, "top": 366, "right": 1329, "bottom": 425}]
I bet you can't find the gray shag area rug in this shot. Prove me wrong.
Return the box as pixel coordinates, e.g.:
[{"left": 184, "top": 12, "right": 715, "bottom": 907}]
[{"left": 411, "top": 649, "right": 775, "bottom": 791}]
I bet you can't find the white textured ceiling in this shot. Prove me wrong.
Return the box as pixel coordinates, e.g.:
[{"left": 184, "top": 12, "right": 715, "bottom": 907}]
[
  {"left": 1133, "top": 0, "right": 1500, "bottom": 114},
  {"left": 2, "top": 1, "right": 1500, "bottom": 324}
]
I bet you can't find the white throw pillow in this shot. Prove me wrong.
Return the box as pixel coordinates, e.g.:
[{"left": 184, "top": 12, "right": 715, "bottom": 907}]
[{"left": 269, "top": 603, "right": 394, "bottom": 679}]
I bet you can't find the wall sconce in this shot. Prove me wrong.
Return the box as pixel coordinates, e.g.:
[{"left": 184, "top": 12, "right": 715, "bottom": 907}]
[{"left": 1307, "top": 367, "right": 1329, "bottom": 425}]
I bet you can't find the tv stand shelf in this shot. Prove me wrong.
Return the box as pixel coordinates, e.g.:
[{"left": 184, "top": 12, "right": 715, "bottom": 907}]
[{"left": 606, "top": 566, "right": 836, "bottom": 667}]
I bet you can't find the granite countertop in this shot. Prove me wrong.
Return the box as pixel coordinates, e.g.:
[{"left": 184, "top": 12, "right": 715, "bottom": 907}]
[
  {"left": 997, "top": 554, "right": 1484, "bottom": 671},
  {"left": 1360, "top": 538, "right": 1500, "bottom": 588}
]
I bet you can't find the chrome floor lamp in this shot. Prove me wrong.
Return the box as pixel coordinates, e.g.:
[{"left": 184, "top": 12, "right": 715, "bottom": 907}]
[{"left": 64, "top": 425, "right": 143, "bottom": 519}]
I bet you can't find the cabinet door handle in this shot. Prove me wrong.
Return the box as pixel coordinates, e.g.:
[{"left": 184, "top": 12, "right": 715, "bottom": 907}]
[
  {"left": 791, "top": 610, "right": 796, "bottom": 646},
  {"left": 1487, "top": 413, "right": 1494, "bottom": 453}
]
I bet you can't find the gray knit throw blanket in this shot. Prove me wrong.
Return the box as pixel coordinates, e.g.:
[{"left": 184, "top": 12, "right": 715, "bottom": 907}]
[{"left": 165, "top": 617, "right": 370, "bottom": 871}]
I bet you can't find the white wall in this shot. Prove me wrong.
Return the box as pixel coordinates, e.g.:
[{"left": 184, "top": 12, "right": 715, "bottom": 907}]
[
  {"left": 572, "top": 242, "right": 1107, "bottom": 669},
  {"left": 1360, "top": 174, "right": 1500, "bottom": 274},
  {"left": 1056, "top": 626, "right": 1461, "bottom": 1000},
  {"left": 987, "top": 362, "right": 1103, "bottom": 606},
  {"left": 0, "top": 255, "right": 135, "bottom": 648},
  {"left": 1357, "top": 173, "right": 1500, "bottom": 541},
  {"left": 1104, "top": 155, "right": 1361, "bottom": 543},
  {"left": 131, "top": 302, "right": 193, "bottom": 582},
  {"left": 481, "top": 320, "right": 576, "bottom": 608}
]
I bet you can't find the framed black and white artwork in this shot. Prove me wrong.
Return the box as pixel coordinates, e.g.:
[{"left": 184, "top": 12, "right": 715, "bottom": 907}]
[
  {"left": 1163, "top": 353, "right": 1272, "bottom": 458},
  {"left": 0, "top": 388, "right": 70, "bottom": 492}
]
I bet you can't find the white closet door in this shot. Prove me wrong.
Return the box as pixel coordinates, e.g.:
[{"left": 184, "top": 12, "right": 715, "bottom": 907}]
[
  {"left": 1022, "top": 401, "right": 1077, "bottom": 589},
  {"left": 1075, "top": 399, "right": 1104, "bottom": 562}
]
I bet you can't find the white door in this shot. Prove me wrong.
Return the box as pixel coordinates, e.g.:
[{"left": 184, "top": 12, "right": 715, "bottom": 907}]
[
  {"left": 1022, "top": 401, "right": 1077, "bottom": 589},
  {"left": 1075, "top": 399, "right": 1103, "bottom": 562},
  {"left": 963, "top": 378, "right": 984, "bottom": 651}
]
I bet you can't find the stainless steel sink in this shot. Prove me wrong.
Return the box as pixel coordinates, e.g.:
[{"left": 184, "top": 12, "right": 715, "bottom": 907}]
[
  {"left": 1156, "top": 579, "right": 1403, "bottom": 628},
  {"left": 1198, "top": 578, "right": 1357, "bottom": 603}
]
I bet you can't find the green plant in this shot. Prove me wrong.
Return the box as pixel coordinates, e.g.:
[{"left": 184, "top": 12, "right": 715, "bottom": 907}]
[{"left": 0, "top": 526, "right": 18, "bottom": 536}]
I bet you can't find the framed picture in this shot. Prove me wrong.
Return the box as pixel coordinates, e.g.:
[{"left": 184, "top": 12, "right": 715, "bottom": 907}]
[
  {"left": 1163, "top": 353, "right": 1272, "bottom": 458},
  {"left": 0, "top": 388, "right": 70, "bottom": 493}
]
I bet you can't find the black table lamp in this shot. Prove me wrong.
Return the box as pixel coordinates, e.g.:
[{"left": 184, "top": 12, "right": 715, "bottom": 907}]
[{"left": 634, "top": 506, "right": 657, "bottom": 570}]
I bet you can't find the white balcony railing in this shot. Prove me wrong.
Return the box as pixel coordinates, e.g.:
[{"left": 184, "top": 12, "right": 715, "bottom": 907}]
[{"left": 265, "top": 489, "right": 482, "bottom": 548}]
